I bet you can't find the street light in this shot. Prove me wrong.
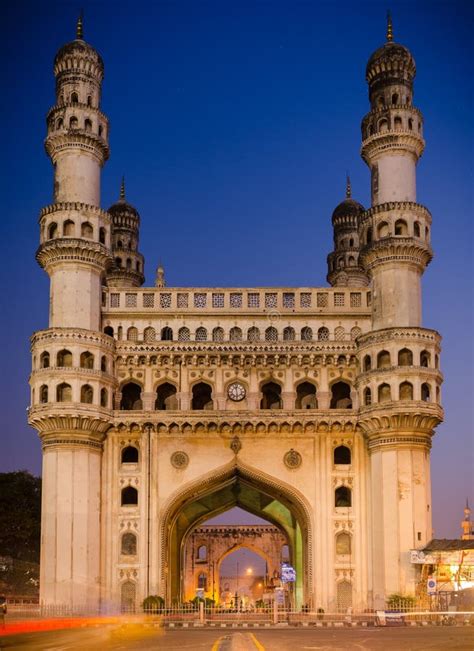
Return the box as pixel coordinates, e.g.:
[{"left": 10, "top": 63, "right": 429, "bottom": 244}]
[{"left": 246, "top": 567, "right": 253, "bottom": 575}]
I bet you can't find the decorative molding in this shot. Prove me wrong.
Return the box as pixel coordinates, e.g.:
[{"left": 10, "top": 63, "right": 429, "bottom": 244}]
[
  {"left": 284, "top": 449, "right": 302, "bottom": 469},
  {"left": 170, "top": 451, "right": 189, "bottom": 469}
]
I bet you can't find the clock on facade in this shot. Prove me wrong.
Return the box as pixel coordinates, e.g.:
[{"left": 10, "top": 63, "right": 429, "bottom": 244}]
[{"left": 227, "top": 382, "right": 246, "bottom": 402}]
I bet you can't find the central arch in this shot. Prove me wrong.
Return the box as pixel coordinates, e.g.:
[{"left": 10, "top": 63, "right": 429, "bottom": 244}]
[{"left": 160, "top": 461, "right": 313, "bottom": 608}]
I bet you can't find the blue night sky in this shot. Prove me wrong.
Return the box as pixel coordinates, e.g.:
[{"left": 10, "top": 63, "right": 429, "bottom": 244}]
[{"left": 1, "top": 1, "right": 472, "bottom": 539}]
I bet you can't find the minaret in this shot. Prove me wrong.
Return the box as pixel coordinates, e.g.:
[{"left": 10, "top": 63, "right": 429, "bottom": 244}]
[
  {"left": 155, "top": 262, "right": 166, "bottom": 287},
  {"left": 359, "top": 12, "right": 432, "bottom": 328},
  {"left": 356, "top": 15, "right": 443, "bottom": 608},
  {"left": 29, "top": 15, "right": 114, "bottom": 610},
  {"left": 461, "top": 500, "right": 474, "bottom": 540},
  {"left": 106, "top": 178, "right": 145, "bottom": 287},
  {"left": 327, "top": 176, "right": 369, "bottom": 287}
]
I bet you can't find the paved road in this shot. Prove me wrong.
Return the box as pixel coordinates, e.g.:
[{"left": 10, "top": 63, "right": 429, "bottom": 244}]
[{"left": 1, "top": 626, "right": 473, "bottom": 650}]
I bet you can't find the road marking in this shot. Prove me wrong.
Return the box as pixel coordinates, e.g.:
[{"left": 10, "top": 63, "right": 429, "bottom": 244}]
[
  {"left": 249, "top": 632, "right": 265, "bottom": 651},
  {"left": 211, "top": 634, "right": 227, "bottom": 651}
]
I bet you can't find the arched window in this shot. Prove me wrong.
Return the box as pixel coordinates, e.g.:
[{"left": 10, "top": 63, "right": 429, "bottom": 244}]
[
  {"left": 364, "top": 387, "right": 372, "bottom": 406},
  {"left": 295, "top": 382, "right": 317, "bottom": 409},
  {"left": 195, "top": 327, "right": 207, "bottom": 341},
  {"left": 121, "top": 532, "right": 137, "bottom": 555},
  {"left": 260, "top": 382, "right": 282, "bottom": 409},
  {"left": 121, "top": 486, "right": 138, "bottom": 506},
  {"left": 161, "top": 326, "right": 173, "bottom": 341},
  {"left": 378, "top": 118, "right": 389, "bottom": 132},
  {"left": 56, "top": 383, "right": 72, "bottom": 402},
  {"left": 48, "top": 223, "right": 58, "bottom": 239},
  {"left": 127, "top": 327, "right": 138, "bottom": 341},
  {"left": 394, "top": 219, "right": 408, "bottom": 236},
  {"left": 366, "top": 227, "right": 373, "bottom": 244},
  {"left": 351, "top": 327, "right": 361, "bottom": 341},
  {"left": 408, "top": 118, "right": 413, "bottom": 130},
  {"left": 40, "top": 385, "right": 49, "bottom": 403},
  {"left": 100, "top": 388, "right": 108, "bottom": 408},
  {"left": 334, "top": 326, "right": 345, "bottom": 341},
  {"left": 230, "top": 327, "right": 242, "bottom": 342},
  {"left": 399, "top": 381, "right": 413, "bottom": 400},
  {"left": 84, "top": 118, "right": 92, "bottom": 132},
  {"left": 414, "top": 222, "right": 421, "bottom": 237},
  {"left": 63, "top": 219, "right": 75, "bottom": 236},
  {"left": 121, "top": 581, "right": 136, "bottom": 613},
  {"left": 144, "top": 327, "right": 156, "bottom": 343},
  {"left": 80, "top": 384, "right": 93, "bottom": 403},
  {"left": 40, "top": 351, "right": 50, "bottom": 368},
  {"left": 117, "top": 326, "right": 123, "bottom": 340},
  {"left": 99, "top": 227, "right": 106, "bottom": 244},
  {"left": 155, "top": 383, "right": 178, "bottom": 410},
  {"left": 330, "top": 382, "right": 352, "bottom": 409},
  {"left": 56, "top": 118, "right": 63, "bottom": 129},
  {"left": 377, "top": 350, "right": 391, "bottom": 369},
  {"left": 283, "top": 326, "right": 295, "bottom": 341},
  {"left": 197, "top": 545, "right": 207, "bottom": 561},
  {"left": 178, "top": 327, "right": 190, "bottom": 341},
  {"left": 336, "top": 532, "right": 351, "bottom": 555},
  {"left": 335, "top": 486, "right": 352, "bottom": 507},
  {"left": 69, "top": 116, "right": 78, "bottom": 129},
  {"left": 57, "top": 349, "right": 72, "bottom": 367},
  {"left": 120, "top": 382, "right": 142, "bottom": 410},
  {"left": 420, "top": 350, "right": 431, "bottom": 367},
  {"left": 71, "top": 92, "right": 79, "bottom": 104},
  {"left": 212, "top": 327, "right": 224, "bottom": 342},
  {"left": 317, "top": 327, "right": 329, "bottom": 341},
  {"left": 391, "top": 93, "right": 399, "bottom": 105},
  {"left": 334, "top": 446, "right": 351, "bottom": 465},
  {"left": 421, "top": 383, "right": 431, "bottom": 402},
  {"left": 122, "top": 446, "right": 139, "bottom": 464},
  {"left": 265, "top": 326, "right": 278, "bottom": 341},
  {"left": 192, "top": 382, "right": 213, "bottom": 410},
  {"left": 197, "top": 573, "right": 207, "bottom": 590},
  {"left": 247, "top": 327, "right": 260, "bottom": 341},
  {"left": 363, "top": 355, "right": 372, "bottom": 372},
  {"left": 378, "top": 383, "right": 392, "bottom": 403},
  {"left": 81, "top": 222, "right": 93, "bottom": 238},
  {"left": 104, "top": 326, "right": 114, "bottom": 337},
  {"left": 115, "top": 257, "right": 122, "bottom": 268},
  {"left": 377, "top": 221, "right": 389, "bottom": 238},
  {"left": 87, "top": 95, "right": 92, "bottom": 107},
  {"left": 394, "top": 116, "right": 402, "bottom": 130},
  {"left": 80, "top": 351, "right": 94, "bottom": 369},
  {"left": 126, "top": 258, "right": 132, "bottom": 270},
  {"left": 398, "top": 348, "right": 413, "bottom": 366},
  {"left": 301, "top": 326, "right": 313, "bottom": 341}
]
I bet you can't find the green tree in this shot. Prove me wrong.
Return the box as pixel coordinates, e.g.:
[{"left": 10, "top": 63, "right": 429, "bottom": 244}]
[{"left": 0, "top": 471, "right": 41, "bottom": 562}]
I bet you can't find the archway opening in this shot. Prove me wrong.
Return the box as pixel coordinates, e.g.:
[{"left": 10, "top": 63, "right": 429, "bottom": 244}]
[{"left": 164, "top": 466, "right": 310, "bottom": 610}]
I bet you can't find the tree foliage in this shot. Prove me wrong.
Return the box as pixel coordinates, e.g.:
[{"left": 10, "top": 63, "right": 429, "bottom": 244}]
[{"left": 0, "top": 471, "right": 41, "bottom": 562}]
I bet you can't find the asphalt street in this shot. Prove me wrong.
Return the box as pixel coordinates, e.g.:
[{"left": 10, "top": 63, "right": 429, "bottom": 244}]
[{"left": 1, "top": 626, "right": 474, "bottom": 651}]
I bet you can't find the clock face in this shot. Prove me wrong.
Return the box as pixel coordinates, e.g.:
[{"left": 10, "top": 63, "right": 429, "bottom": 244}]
[{"left": 227, "top": 382, "right": 246, "bottom": 402}]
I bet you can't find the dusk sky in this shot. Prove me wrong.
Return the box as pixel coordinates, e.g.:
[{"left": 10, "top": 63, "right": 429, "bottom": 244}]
[{"left": 1, "top": 0, "right": 472, "bottom": 541}]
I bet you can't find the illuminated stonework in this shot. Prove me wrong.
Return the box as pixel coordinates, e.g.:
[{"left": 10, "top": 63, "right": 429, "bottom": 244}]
[{"left": 29, "top": 16, "right": 443, "bottom": 613}]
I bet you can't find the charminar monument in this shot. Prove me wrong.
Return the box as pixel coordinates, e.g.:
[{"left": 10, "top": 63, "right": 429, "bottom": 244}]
[{"left": 28, "top": 13, "right": 443, "bottom": 612}]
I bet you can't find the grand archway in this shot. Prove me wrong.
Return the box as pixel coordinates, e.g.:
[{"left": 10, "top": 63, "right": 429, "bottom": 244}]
[{"left": 160, "top": 461, "right": 313, "bottom": 608}]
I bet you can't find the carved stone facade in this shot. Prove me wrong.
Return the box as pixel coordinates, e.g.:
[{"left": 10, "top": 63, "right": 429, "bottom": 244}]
[{"left": 29, "top": 16, "right": 443, "bottom": 613}]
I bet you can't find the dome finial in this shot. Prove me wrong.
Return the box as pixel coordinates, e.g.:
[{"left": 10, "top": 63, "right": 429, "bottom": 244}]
[
  {"left": 386, "top": 10, "right": 393, "bottom": 42},
  {"left": 120, "top": 176, "right": 126, "bottom": 200},
  {"left": 76, "top": 9, "right": 84, "bottom": 40},
  {"left": 346, "top": 172, "right": 352, "bottom": 199},
  {"left": 156, "top": 262, "right": 166, "bottom": 288}
]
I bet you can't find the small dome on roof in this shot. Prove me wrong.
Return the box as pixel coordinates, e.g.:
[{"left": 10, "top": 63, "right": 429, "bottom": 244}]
[
  {"left": 107, "top": 178, "right": 140, "bottom": 221},
  {"left": 366, "top": 14, "right": 415, "bottom": 83},
  {"left": 332, "top": 198, "right": 365, "bottom": 222},
  {"left": 54, "top": 14, "right": 104, "bottom": 72}
]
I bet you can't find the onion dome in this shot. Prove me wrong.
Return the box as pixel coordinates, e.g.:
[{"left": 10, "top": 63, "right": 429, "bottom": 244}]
[
  {"left": 54, "top": 13, "right": 104, "bottom": 78},
  {"left": 108, "top": 178, "right": 140, "bottom": 225},
  {"left": 331, "top": 176, "right": 365, "bottom": 226},
  {"left": 366, "top": 13, "right": 416, "bottom": 86}
]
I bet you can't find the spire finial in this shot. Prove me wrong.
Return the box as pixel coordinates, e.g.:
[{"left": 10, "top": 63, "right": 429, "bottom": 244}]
[
  {"left": 386, "top": 10, "right": 393, "bottom": 42},
  {"left": 120, "top": 176, "right": 125, "bottom": 200},
  {"left": 346, "top": 173, "right": 352, "bottom": 199},
  {"left": 76, "top": 10, "right": 84, "bottom": 40},
  {"left": 156, "top": 262, "right": 166, "bottom": 288}
]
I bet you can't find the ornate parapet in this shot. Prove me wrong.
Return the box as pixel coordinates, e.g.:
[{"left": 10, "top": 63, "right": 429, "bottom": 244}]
[
  {"left": 28, "top": 404, "right": 112, "bottom": 446},
  {"left": 36, "top": 237, "right": 112, "bottom": 272}
]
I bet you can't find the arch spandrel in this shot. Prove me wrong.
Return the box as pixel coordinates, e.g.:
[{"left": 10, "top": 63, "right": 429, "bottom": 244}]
[{"left": 160, "top": 459, "right": 313, "bottom": 606}]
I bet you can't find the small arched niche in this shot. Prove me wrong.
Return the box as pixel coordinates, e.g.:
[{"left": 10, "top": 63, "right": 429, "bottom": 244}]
[
  {"left": 192, "top": 382, "right": 213, "bottom": 410},
  {"left": 334, "top": 445, "right": 351, "bottom": 465},
  {"left": 330, "top": 382, "right": 352, "bottom": 409},
  {"left": 260, "top": 382, "right": 282, "bottom": 409},
  {"left": 295, "top": 382, "right": 317, "bottom": 409},
  {"left": 122, "top": 446, "right": 139, "bottom": 464}
]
